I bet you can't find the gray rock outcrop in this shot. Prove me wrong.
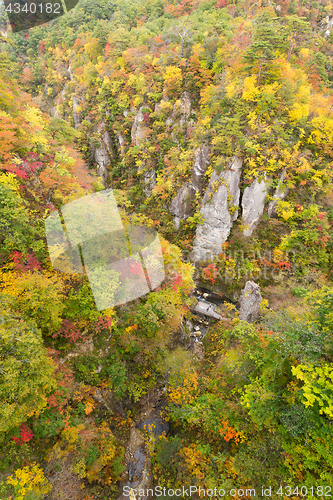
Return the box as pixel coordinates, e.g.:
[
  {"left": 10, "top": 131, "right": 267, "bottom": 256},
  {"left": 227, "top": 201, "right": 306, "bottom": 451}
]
[
  {"left": 169, "top": 145, "right": 211, "bottom": 229},
  {"left": 142, "top": 168, "right": 156, "bottom": 198},
  {"left": 50, "top": 105, "right": 60, "bottom": 119},
  {"left": 163, "top": 92, "right": 195, "bottom": 144},
  {"left": 180, "top": 319, "right": 193, "bottom": 342},
  {"left": 67, "top": 65, "right": 73, "bottom": 80},
  {"left": 50, "top": 88, "right": 66, "bottom": 118},
  {"left": 116, "top": 133, "right": 126, "bottom": 156},
  {"left": 170, "top": 184, "right": 197, "bottom": 230},
  {"left": 131, "top": 106, "right": 149, "bottom": 146},
  {"left": 165, "top": 91, "right": 192, "bottom": 127},
  {"left": 131, "top": 107, "right": 155, "bottom": 197},
  {"left": 239, "top": 281, "right": 262, "bottom": 323},
  {"left": 324, "top": 15, "right": 333, "bottom": 36},
  {"left": 190, "top": 157, "right": 242, "bottom": 262},
  {"left": 72, "top": 95, "right": 80, "bottom": 129},
  {"left": 59, "top": 337, "right": 93, "bottom": 365},
  {"left": 192, "top": 145, "right": 210, "bottom": 189},
  {"left": 94, "top": 121, "right": 113, "bottom": 182},
  {"left": 94, "top": 389, "right": 126, "bottom": 418},
  {"left": 180, "top": 91, "right": 191, "bottom": 126},
  {"left": 154, "top": 99, "right": 167, "bottom": 114},
  {"left": 242, "top": 175, "right": 270, "bottom": 236},
  {"left": 190, "top": 338, "right": 205, "bottom": 361}
]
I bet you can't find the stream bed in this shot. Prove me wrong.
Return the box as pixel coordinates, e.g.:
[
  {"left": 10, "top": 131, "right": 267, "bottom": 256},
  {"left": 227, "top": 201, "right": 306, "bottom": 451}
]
[
  {"left": 117, "top": 287, "right": 232, "bottom": 499},
  {"left": 117, "top": 405, "right": 169, "bottom": 500}
]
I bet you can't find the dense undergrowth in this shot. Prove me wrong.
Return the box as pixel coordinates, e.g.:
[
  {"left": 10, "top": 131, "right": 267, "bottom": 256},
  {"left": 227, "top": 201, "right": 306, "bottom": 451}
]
[{"left": 1, "top": 0, "right": 333, "bottom": 498}]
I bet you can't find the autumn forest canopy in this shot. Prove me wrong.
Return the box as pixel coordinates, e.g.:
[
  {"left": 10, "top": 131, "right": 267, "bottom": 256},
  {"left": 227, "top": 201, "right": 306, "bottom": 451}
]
[{"left": 1, "top": 0, "right": 333, "bottom": 498}]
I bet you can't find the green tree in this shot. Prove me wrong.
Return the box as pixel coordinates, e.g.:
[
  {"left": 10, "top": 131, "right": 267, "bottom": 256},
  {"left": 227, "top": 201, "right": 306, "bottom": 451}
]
[
  {"left": 0, "top": 302, "right": 56, "bottom": 435},
  {"left": 282, "top": 15, "right": 311, "bottom": 62},
  {"left": 0, "top": 174, "right": 42, "bottom": 261},
  {"left": 6, "top": 271, "right": 65, "bottom": 336},
  {"left": 244, "top": 14, "right": 285, "bottom": 83}
]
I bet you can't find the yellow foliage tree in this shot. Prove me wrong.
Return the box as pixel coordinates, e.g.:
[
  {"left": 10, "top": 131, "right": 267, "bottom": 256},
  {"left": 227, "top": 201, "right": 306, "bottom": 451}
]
[
  {"left": 6, "top": 463, "right": 52, "bottom": 500},
  {"left": 292, "top": 363, "right": 333, "bottom": 418},
  {"left": 163, "top": 66, "right": 183, "bottom": 98}
]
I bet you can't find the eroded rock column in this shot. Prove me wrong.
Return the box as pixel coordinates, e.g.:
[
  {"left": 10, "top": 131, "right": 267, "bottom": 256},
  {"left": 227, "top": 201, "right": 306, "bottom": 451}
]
[
  {"left": 190, "top": 157, "right": 242, "bottom": 262},
  {"left": 241, "top": 175, "right": 270, "bottom": 236},
  {"left": 239, "top": 280, "right": 262, "bottom": 323}
]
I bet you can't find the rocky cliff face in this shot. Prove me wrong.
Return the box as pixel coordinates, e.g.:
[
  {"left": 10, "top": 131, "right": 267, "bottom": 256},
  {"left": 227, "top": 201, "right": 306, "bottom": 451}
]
[
  {"left": 131, "top": 105, "right": 156, "bottom": 197},
  {"left": 192, "top": 145, "right": 210, "bottom": 190},
  {"left": 169, "top": 145, "right": 210, "bottom": 230},
  {"left": 130, "top": 93, "right": 195, "bottom": 199},
  {"left": 116, "top": 133, "right": 126, "bottom": 156},
  {"left": 46, "top": 86, "right": 291, "bottom": 264},
  {"left": 49, "top": 88, "right": 65, "bottom": 119},
  {"left": 170, "top": 184, "right": 197, "bottom": 230},
  {"left": 241, "top": 175, "right": 270, "bottom": 237},
  {"left": 190, "top": 157, "right": 242, "bottom": 262},
  {"left": 72, "top": 96, "right": 81, "bottom": 129},
  {"left": 93, "top": 121, "right": 113, "bottom": 183},
  {"left": 131, "top": 106, "right": 148, "bottom": 146}
]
